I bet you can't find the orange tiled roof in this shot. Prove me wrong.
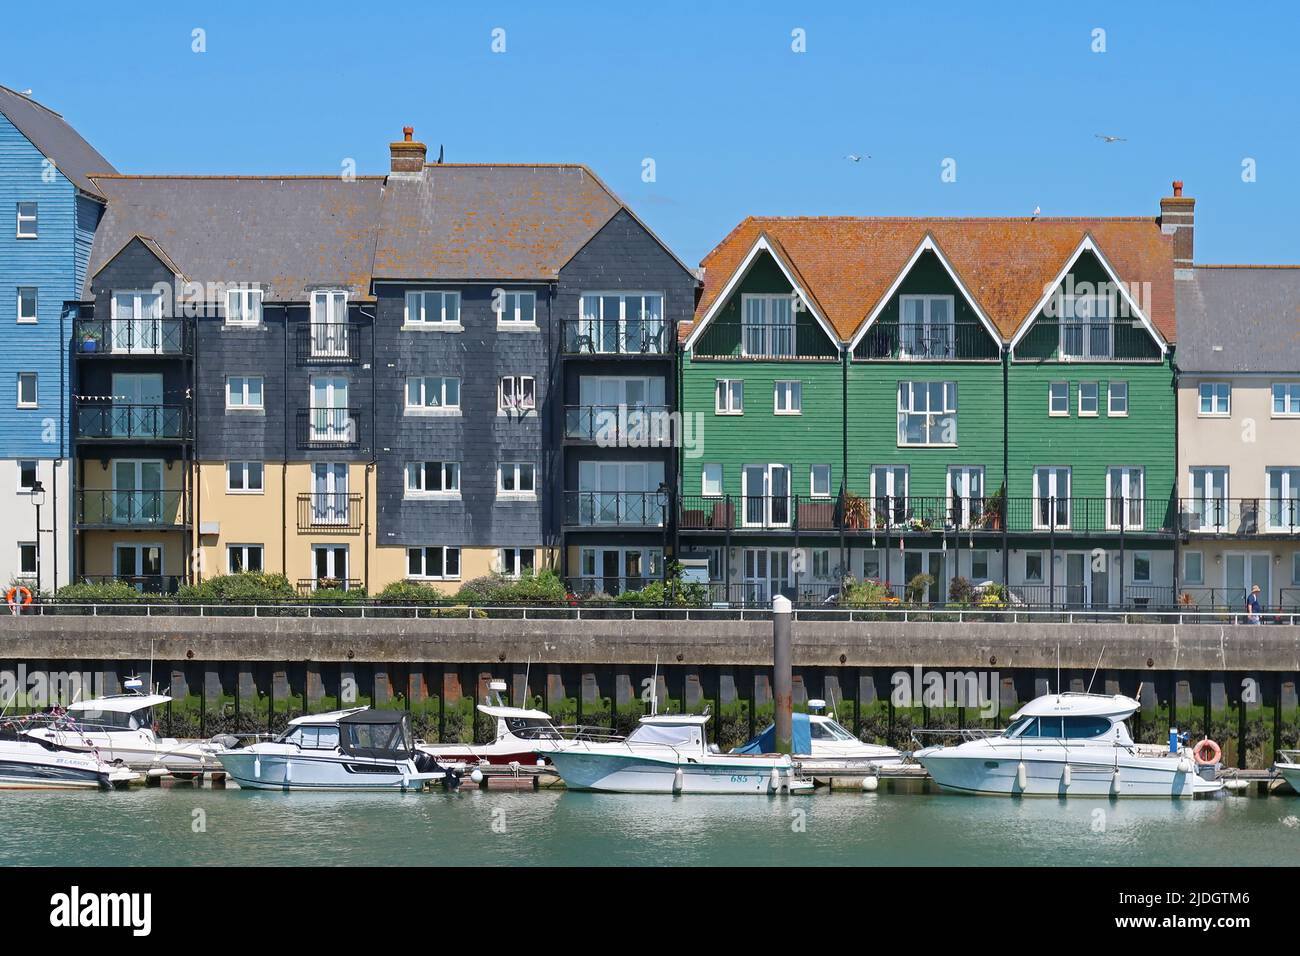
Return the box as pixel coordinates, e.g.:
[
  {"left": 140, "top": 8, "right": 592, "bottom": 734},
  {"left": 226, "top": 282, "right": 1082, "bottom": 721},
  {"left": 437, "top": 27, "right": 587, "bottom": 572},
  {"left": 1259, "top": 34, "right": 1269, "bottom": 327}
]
[{"left": 684, "top": 217, "right": 1176, "bottom": 344}]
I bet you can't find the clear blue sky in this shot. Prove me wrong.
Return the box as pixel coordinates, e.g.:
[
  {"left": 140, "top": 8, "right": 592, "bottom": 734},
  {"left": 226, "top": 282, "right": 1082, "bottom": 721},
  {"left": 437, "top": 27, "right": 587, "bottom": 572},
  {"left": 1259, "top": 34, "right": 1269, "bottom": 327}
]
[{"left": 4, "top": 1, "right": 1297, "bottom": 265}]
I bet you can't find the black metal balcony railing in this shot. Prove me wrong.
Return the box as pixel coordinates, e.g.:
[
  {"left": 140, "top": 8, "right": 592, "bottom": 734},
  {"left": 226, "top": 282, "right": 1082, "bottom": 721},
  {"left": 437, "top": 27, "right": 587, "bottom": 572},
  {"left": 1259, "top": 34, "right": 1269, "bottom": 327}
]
[
  {"left": 566, "top": 576, "right": 659, "bottom": 598},
  {"left": 295, "top": 578, "right": 363, "bottom": 595},
  {"left": 78, "top": 574, "right": 184, "bottom": 594},
  {"left": 296, "top": 408, "right": 359, "bottom": 449},
  {"left": 690, "top": 321, "right": 839, "bottom": 362},
  {"left": 1015, "top": 320, "right": 1163, "bottom": 362},
  {"left": 853, "top": 321, "right": 1000, "bottom": 362},
  {"left": 564, "top": 404, "right": 672, "bottom": 443},
  {"left": 296, "top": 493, "right": 363, "bottom": 533},
  {"left": 562, "top": 319, "right": 669, "bottom": 356},
  {"left": 74, "top": 318, "right": 193, "bottom": 357},
  {"left": 1178, "top": 497, "right": 1300, "bottom": 535},
  {"left": 564, "top": 491, "right": 667, "bottom": 527},
  {"left": 296, "top": 323, "right": 358, "bottom": 364},
  {"left": 74, "top": 403, "right": 190, "bottom": 441},
  {"left": 677, "top": 493, "right": 1177, "bottom": 535},
  {"left": 75, "top": 490, "right": 188, "bottom": 527}
]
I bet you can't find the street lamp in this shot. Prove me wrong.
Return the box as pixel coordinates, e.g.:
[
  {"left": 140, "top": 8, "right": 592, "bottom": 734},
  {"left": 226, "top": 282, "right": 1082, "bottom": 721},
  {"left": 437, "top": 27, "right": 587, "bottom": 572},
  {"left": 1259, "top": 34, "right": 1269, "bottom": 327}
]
[{"left": 30, "top": 479, "right": 46, "bottom": 596}]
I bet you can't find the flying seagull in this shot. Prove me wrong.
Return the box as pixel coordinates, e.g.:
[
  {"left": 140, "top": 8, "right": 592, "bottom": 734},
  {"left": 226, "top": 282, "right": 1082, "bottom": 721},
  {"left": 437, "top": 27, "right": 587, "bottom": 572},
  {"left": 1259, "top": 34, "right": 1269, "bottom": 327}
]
[
  {"left": 1095, "top": 134, "right": 1127, "bottom": 143},
  {"left": 1032, "top": 205, "right": 1041, "bottom": 219},
  {"left": 845, "top": 153, "right": 870, "bottom": 162}
]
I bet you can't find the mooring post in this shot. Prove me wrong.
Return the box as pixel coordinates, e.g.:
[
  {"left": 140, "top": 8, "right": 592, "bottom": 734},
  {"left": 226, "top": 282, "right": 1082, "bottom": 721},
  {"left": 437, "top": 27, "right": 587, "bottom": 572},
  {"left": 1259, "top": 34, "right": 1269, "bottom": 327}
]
[{"left": 773, "top": 594, "right": 793, "bottom": 754}]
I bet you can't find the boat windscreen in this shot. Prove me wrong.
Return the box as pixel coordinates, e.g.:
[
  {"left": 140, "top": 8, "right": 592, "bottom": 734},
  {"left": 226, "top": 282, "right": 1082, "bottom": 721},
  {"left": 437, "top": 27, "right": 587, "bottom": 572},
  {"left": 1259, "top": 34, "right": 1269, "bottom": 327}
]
[
  {"left": 627, "top": 723, "right": 698, "bottom": 748},
  {"left": 338, "top": 715, "right": 412, "bottom": 758}
]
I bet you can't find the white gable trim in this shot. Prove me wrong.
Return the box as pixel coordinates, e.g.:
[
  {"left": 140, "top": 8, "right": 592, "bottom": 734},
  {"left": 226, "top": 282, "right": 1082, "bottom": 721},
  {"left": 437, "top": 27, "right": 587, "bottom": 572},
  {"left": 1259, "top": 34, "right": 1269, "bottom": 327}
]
[
  {"left": 683, "top": 234, "right": 841, "bottom": 352},
  {"left": 846, "top": 234, "right": 1002, "bottom": 351},
  {"left": 1007, "top": 235, "right": 1167, "bottom": 355}
]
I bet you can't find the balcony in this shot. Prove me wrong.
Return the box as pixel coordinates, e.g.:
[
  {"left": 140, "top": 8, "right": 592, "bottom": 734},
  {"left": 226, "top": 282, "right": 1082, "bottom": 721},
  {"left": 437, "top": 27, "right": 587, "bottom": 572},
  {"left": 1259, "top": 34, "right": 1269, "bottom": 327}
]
[
  {"left": 676, "top": 494, "right": 1176, "bottom": 535},
  {"left": 564, "top": 491, "right": 667, "bottom": 528},
  {"left": 74, "top": 403, "right": 191, "bottom": 442},
  {"left": 853, "top": 321, "right": 999, "bottom": 362},
  {"left": 561, "top": 319, "right": 669, "bottom": 356},
  {"left": 74, "top": 319, "right": 193, "bottom": 357},
  {"left": 296, "top": 323, "right": 359, "bottom": 365},
  {"left": 296, "top": 408, "right": 359, "bottom": 449},
  {"left": 1015, "top": 320, "right": 1163, "bottom": 363},
  {"left": 75, "top": 490, "right": 188, "bottom": 529},
  {"left": 1178, "top": 497, "right": 1300, "bottom": 536},
  {"left": 296, "top": 493, "right": 363, "bottom": 533},
  {"left": 564, "top": 404, "right": 672, "bottom": 443},
  {"left": 689, "top": 321, "right": 839, "bottom": 362}
]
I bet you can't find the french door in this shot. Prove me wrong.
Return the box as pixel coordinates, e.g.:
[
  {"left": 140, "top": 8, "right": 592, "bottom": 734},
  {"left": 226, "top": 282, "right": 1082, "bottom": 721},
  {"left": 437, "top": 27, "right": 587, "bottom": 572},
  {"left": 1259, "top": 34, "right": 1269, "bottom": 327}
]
[
  {"left": 111, "top": 373, "right": 165, "bottom": 438},
  {"left": 312, "top": 463, "right": 349, "bottom": 525},
  {"left": 311, "top": 290, "right": 349, "bottom": 357},
  {"left": 742, "top": 464, "right": 790, "bottom": 527},
  {"left": 112, "top": 459, "right": 163, "bottom": 524},
  {"left": 1225, "top": 552, "right": 1269, "bottom": 607},
  {"left": 947, "top": 466, "right": 984, "bottom": 528},
  {"left": 577, "top": 460, "right": 665, "bottom": 525},
  {"left": 743, "top": 549, "right": 791, "bottom": 604},
  {"left": 902, "top": 550, "right": 946, "bottom": 603},
  {"left": 1107, "top": 467, "right": 1145, "bottom": 530},
  {"left": 114, "top": 543, "right": 163, "bottom": 591},
  {"left": 111, "top": 290, "right": 162, "bottom": 353},
  {"left": 1188, "top": 467, "right": 1228, "bottom": 531},
  {"left": 1064, "top": 552, "right": 1109, "bottom": 609},
  {"left": 312, "top": 545, "right": 349, "bottom": 588},
  {"left": 1033, "top": 467, "right": 1071, "bottom": 530},
  {"left": 310, "top": 376, "right": 349, "bottom": 441},
  {"left": 872, "top": 465, "right": 908, "bottom": 527}
]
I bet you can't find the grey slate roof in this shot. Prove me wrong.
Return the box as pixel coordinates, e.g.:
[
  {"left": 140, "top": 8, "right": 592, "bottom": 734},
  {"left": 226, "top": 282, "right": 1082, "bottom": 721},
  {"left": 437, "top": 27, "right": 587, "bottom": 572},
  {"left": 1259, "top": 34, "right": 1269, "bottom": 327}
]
[
  {"left": 1175, "top": 266, "right": 1300, "bottom": 373},
  {"left": 0, "top": 84, "right": 116, "bottom": 199},
  {"left": 84, "top": 176, "right": 387, "bottom": 302},
  {"left": 372, "top": 165, "right": 622, "bottom": 280}
]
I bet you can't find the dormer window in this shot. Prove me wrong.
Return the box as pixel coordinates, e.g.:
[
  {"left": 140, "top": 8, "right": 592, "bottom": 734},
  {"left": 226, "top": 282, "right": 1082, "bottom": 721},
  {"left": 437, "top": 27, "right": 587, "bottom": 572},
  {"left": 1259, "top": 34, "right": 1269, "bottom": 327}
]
[
  {"left": 226, "top": 288, "right": 263, "bottom": 327},
  {"left": 1059, "top": 293, "right": 1113, "bottom": 359},
  {"left": 899, "top": 295, "right": 955, "bottom": 359}
]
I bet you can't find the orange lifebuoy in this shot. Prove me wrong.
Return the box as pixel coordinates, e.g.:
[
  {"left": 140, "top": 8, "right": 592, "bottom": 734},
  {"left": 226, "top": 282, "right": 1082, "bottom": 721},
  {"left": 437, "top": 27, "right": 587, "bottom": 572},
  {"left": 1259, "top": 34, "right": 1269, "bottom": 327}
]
[
  {"left": 1193, "top": 738, "right": 1221, "bottom": 766},
  {"left": 5, "top": 585, "right": 33, "bottom": 609}
]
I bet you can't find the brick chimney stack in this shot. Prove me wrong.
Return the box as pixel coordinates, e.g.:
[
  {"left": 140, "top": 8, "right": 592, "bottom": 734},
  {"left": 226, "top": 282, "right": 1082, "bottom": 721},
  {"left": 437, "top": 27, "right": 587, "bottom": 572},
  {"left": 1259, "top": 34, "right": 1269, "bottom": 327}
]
[
  {"left": 389, "top": 126, "right": 427, "bottom": 178},
  {"left": 1160, "top": 180, "right": 1195, "bottom": 279}
]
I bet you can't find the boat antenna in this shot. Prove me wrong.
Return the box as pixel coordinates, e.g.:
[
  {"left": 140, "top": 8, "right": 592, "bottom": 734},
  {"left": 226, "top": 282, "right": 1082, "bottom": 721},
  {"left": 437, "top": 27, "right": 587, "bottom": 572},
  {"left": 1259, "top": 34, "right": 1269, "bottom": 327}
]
[
  {"left": 1086, "top": 645, "right": 1106, "bottom": 694},
  {"left": 149, "top": 638, "right": 155, "bottom": 696},
  {"left": 1055, "top": 643, "right": 1060, "bottom": 697},
  {"left": 650, "top": 654, "right": 659, "bottom": 716},
  {"left": 522, "top": 656, "right": 531, "bottom": 708},
  {"left": 0, "top": 688, "right": 16, "bottom": 720}
]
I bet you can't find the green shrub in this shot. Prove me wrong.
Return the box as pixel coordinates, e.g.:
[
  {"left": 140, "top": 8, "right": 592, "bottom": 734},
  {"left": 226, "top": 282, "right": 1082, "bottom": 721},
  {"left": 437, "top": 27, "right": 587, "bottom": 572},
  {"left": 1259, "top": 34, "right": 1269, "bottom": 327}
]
[
  {"left": 948, "top": 575, "right": 974, "bottom": 605},
  {"left": 306, "top": 586, "right": 366, "bottom": 603},
  {"left": 453, "top": 569, "right": 567, "bottom": 605},
  {"left": 55, "top": 580, "right": 154, "bottom": 602},
  {"left": 177, "top": 572, "right": 297, "bottom": 603},
  {"left": 904, "top": 573, "right": 934, "bottom": 604},
  {"left": 839, "top": 576, "right": 895, "bottom": 607},
  {"left": 376, "top": 580, "right": 450, "bottom": 604}
]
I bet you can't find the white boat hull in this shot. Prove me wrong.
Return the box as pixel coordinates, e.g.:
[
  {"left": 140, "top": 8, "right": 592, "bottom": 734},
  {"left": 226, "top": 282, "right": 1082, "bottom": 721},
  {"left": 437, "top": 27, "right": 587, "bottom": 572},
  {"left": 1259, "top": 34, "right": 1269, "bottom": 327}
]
[
  {"left": 24, "top": 730, "right": 216, "bottom": 773},
  {"left": 1274, "top": 763, "right": 1300, "bottom": 793},
  {"left": 0, "top": 743, "right": 135, "bottom": 790},
  {"left": 545, "top": 750, "right": 799, "bottom": 794},
  {"left": 919, "top": 750, "right": 1221, "bottom": 798},
  {"left": 216, "top": 750, "right": 434, "bottom": 792}
]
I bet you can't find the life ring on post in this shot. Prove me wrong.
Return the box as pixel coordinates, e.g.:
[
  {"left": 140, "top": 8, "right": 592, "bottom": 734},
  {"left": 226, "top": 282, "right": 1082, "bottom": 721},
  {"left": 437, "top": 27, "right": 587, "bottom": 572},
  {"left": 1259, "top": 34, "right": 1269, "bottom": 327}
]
[
  {"left": 1193, "top": 739, "right": 1222, "bottom": 767},
  {"left": 5, "top": 585, "right": 33, "bottom": 610}
]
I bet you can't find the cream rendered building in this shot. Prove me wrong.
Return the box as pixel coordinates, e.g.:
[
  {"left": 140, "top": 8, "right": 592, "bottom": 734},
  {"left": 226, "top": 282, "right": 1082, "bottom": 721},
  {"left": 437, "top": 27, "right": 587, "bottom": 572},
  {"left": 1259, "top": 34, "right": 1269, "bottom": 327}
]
[{"left": 1176, "top": 266, "right": 1300, "bottom": 611}]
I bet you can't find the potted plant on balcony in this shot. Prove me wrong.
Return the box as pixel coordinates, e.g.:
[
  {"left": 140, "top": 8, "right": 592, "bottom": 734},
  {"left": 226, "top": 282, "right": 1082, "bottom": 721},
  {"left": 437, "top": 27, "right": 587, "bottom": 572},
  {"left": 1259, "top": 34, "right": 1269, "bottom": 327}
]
[
  {"left": 842, "top": 492, "right": 870, "bottom": 529},
  {"left": 981, "top": 487, "right": 1006, "bottom": 531},
  {"left": 79, "top": 328, "right": 101, "bottom": 353}
]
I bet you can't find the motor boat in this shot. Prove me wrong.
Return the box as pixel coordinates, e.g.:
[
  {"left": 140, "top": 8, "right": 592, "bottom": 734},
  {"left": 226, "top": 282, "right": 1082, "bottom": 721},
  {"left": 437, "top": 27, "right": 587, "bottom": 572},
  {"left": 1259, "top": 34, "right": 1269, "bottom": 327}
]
[
  {"left": 416, "top": 680, "right": 615, "bottom": 770},
  {"left": 23, "top": 691, "right": 221, "bottom": 775},
  {"left": 1274, "top": 751, "right": 1300, "bottom": 793},
  {"left": 732, "top": 699, "right": 906, "bottom": 772},
  {"left": 215, "top": 707, "right": 457, "bottom": 792},
  {"left": 0, "top": 719, "right": 138, "bottom": 790},
  {"left": 535, "top": 712, "right": 811, "bottom": 794},
  {"left": 915, "top": 692, "right": 1224, "bottom": 798}
]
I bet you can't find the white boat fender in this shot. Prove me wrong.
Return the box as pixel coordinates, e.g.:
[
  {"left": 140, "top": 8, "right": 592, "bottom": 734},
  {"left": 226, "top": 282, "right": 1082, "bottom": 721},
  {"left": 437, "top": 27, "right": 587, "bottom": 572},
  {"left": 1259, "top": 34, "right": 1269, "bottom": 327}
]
[
  {"left": 253, "top": 756, "right": 261, "bottom": 779},
  {"left": 470, "top": 767, "right": 484, "bottom": 784},
  {"left": 285, "top": 759, "right": 292, "bottom": 783},
  {"left": 1224, "top": 778, "right": 1249, "bottom": 793},
  {"left": 1110, "top": 767, "right": 1121, "bottom": 794},
  {"left": 769, "top": 766, "right": 780, "bottom": 792},
  {"left": 1177, "top": 757, "right": 1193, "bottom": 774},
  {"left": 146, "top": 767, "right": 169, "bottom": 779},
  {"left": 1016, "top": 761, "right": 1027, "bottom": 791},
  {"left": 862, "top": 775, "right": 879, "bottom": 792},
  {"left": 536, "top": 758, "right": 546, "bottom": 768},
  {"left": 1063, "top": 764, "right": 1072, "bottom": 788},
  {"left": 673, "top": 767, "right": 683, "bottom": 793}
]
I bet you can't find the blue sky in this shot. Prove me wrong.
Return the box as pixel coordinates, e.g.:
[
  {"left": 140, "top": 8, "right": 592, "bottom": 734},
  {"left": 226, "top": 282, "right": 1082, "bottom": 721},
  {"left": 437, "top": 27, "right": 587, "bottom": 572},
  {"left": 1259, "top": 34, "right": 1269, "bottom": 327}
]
[{"left": 4, "top": 1, "right": 1297, "bottom": 265}]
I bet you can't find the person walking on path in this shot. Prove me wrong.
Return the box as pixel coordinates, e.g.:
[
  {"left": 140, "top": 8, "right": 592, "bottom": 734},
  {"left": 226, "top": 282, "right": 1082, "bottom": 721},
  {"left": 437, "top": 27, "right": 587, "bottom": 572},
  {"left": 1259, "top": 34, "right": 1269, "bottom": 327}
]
[{"left": 1245, "top": 584, "right": 1263, "bottom": 624}]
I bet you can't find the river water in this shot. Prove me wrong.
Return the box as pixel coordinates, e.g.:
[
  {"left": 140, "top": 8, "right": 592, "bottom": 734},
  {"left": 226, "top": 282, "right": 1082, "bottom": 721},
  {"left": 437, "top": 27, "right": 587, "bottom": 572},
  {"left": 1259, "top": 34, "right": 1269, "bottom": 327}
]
[{"left": 2, "top": 785, "right": 1297, "bottom": 866}]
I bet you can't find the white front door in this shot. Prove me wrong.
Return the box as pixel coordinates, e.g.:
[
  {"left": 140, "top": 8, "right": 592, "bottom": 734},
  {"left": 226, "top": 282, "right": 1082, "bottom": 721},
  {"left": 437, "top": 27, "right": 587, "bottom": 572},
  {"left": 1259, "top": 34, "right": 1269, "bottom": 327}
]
[
  {"left": 1064, "top": 551, "right": 1110, "bottom": 608},
  {"left": 1225, "top": 552, "right": 1270, "bottom": 607},
  {"left": 743, "top": 549, "right": 791, "bottom": 604}
]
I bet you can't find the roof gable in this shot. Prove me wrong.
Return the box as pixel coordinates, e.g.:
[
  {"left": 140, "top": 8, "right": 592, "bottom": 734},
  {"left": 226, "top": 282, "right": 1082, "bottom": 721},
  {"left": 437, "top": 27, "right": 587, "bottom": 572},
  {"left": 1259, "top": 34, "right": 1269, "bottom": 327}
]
[{"left": 0, "top": 85, "right": 116, "bottom": 199}]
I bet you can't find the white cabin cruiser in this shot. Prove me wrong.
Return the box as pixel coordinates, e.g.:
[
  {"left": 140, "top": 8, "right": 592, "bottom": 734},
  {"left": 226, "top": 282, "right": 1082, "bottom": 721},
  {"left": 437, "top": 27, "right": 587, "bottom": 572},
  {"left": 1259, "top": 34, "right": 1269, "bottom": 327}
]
[
  {"left": 733, "top": 700, "right": 906, "bottom": 771},
  {"left": 536, "top": 713, "right": 811, "bottom": 794},
  {"left": 0, "top": 721, "right": 138, "bottom": 790},
  {"left": 916, "top": 692, "right": 1223, "bottom": 798},
  {"left": 23, "top": 692, "right": 220, "bottom": 775},
  {"left": 1274, "top": 751, "right": 1300, "bottom": 793},
  {"left": 216, "top": 707, "right": 457, "bottom": 792}
]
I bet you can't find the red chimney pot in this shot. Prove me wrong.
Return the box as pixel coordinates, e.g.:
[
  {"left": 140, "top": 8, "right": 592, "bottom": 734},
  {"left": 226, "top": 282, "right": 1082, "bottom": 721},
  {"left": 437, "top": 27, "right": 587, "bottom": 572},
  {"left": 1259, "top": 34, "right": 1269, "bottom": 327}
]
[
  {"left": 403, "top": 126, "right": 413, "bottom": 142},
  {"left": 1172, "top": 180, "right": 1183, "bottom": 197}
]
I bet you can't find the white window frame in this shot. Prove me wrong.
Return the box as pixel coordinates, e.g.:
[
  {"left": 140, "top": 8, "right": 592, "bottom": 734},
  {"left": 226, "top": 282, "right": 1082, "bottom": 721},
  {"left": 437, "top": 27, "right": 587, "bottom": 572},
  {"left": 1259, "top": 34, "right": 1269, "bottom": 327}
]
[
  {"left": 715, "top": 378, "right": 743, "bottom": 415},
  {"left": 17, "top": 459, "right": 38, "bottom": 492},
  {"left": 226, "top": 375, "right": 264, "bottom": 410},
  {"left": 947, "top": 465, "right": 986, "bottom": 528},
  {"left": 16, "top": 202, "right": 37, "bottom": 239},
  {"left": 871, "top": 465, "right": 909, "bottom": 527},
  {"left": 773, "top": 380, "right": 802, "bottom": 415},
  {"left": 578, "top": 292, "right": 666, "bottom": 354},
  {"left": 405, "top": 290, "right": 462, "bottom": 328},
  {"left": 16, "top": 286, "right": 37, "bottom": 324},
  {"left": 499, "top": 547, "right": 537, "bottom": 578},
  {"left": 405, "top": 461, "right": 461, "bottom": 498},
  {"left": 16, "top": 372, "right": 37, "bottom": 408},
  {"left": 407, "top": 546, "right": 462, "bottom": 581},
  {"left": 499, "top": 375, "right": 537, "bottom": 412},
  {"left": 226, "top": 461, "right": 264, "bottom": 494},
  {"left": 1107, "top": 381, "right": 1128, "bottom": 416},
  {"left": 1078, "top": 381, "right": 1099, "bottom": 417},
  {"left": 1048, "top": 381, "right": 1069, "bottom": 416},
  {"left": 741, "top": 463, "right": 792, "bottom": 528},
  {"left": 497, "top": 291, "right": 537, "bottom": 327},
  {"left": 226, "top": 288, "right": 264, "bottom": 327},
  {"left": 1187, "top": 466, "right": 1230, "bottom": 532},
  {"left": 226, "top": 544, "right": 264, "bottom": 574},
  {"left": 18, "top": 542, "right": 38, "bottom": 577},
  {"left": 497, "top": 462, "right": 537, "bottom": 498},
  {"left": 1032, "top": 466, "right": 1072, "bottom": 530},
  {"left": 809, "top": 464, "right": 832, "bottom": 499},
  {"left": 405, "top": 375, "right": 461, "bottom": 413},
  {"left": 1265, "top": 467, "right": 1300, "bottom": 531},
  {"left": 701, "top": 463, "right": 723, "bottom": 497},
  {"left": 898, "top": 294, "right": 956, "bottom": 360},
  {"left": 740, "top": 293, "right": 796, "bottom": 358},
  {"left": 1198, "top": 381, "right": 1230, "bottom": 417},
  {"left": 1106, "top": 466, "right": 1145, "bottom": 530},
  {"left": 1272, "top": 382, "right": 1300, "bottom": 417},
  {"left": 1132, "top": 551, "right": 1152, "bottom": 584},
  {"left": 1024, "top": 551, "right": 1045, "bottom": 584},
  {"left": 897, "top": 381, "right": 957, "bottom": 447},
  {"left": 1183, "top": 550, "right": 1204, "bottom": 586},
  {"left": 1058, "top": 293, "right": 1113, "bottom": 360}
]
